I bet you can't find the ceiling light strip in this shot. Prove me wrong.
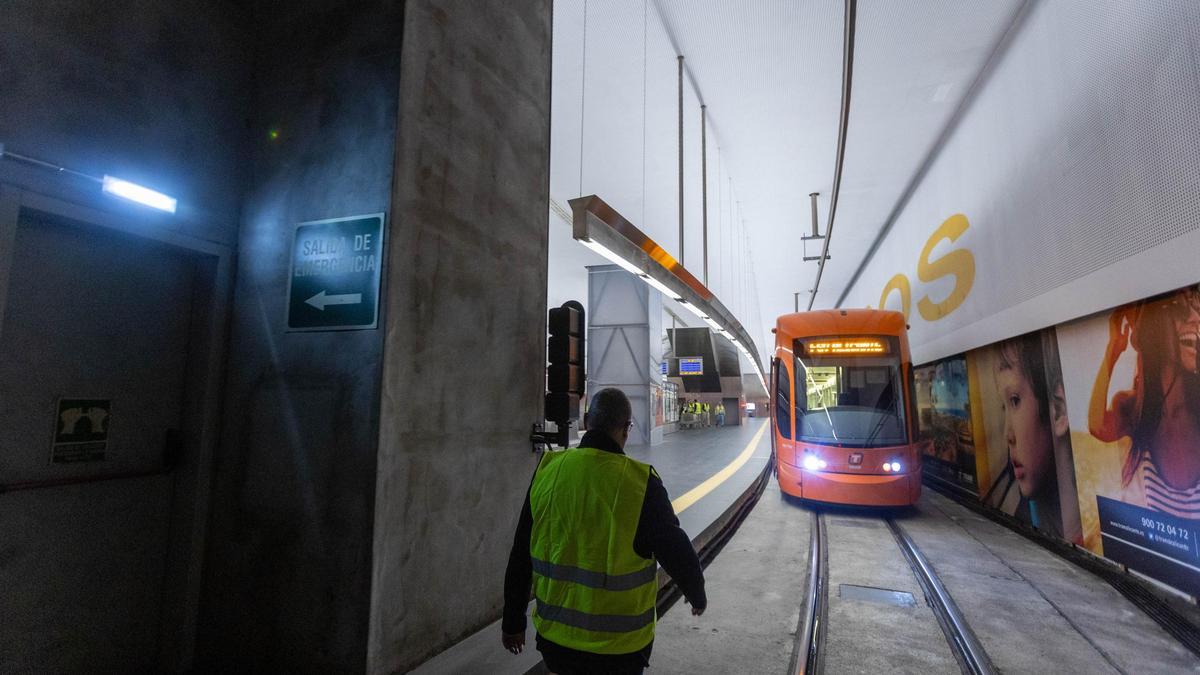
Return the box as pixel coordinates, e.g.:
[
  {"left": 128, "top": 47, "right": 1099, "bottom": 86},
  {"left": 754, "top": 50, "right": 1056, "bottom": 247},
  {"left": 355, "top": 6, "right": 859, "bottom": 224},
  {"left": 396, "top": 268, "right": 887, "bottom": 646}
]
[{"left": 570, "top": 195, "right": 766, "bottom": 391}]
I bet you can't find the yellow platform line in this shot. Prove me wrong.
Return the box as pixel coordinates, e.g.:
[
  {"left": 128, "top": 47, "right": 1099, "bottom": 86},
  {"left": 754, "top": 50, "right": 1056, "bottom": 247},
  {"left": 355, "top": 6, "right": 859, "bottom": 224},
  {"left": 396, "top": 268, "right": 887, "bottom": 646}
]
[{"left": 672, "top": 422, "right": 769, "bottom": 515}]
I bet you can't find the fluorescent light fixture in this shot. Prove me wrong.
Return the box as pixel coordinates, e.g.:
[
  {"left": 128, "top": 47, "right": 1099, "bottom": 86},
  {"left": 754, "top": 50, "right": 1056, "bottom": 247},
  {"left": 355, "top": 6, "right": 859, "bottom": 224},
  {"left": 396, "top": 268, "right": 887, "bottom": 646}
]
[
  {"left": 640, "top": 273, "right": 680, "bottom": 299},
  {"left": 102, "top": 175, "right": 177, "bottom": 213},
  {"left": 580, "top": 238, "right": 645, "bottom": 276},
  {"left": 676, "top": 299, "right": 709, "bottom": 322}
]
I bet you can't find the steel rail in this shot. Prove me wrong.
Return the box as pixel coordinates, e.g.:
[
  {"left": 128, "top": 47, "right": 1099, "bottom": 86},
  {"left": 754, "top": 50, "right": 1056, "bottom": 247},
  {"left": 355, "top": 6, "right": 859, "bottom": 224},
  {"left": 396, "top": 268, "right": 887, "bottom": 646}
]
[
  {"left": 887, "top": 518, "right": 997, "bottom": 675},
  {"left": 807, "top": 0, "right": 856, "bottom": 310},
  {"left": 791, "top": 511, "right": 826, "bottom": 674}
]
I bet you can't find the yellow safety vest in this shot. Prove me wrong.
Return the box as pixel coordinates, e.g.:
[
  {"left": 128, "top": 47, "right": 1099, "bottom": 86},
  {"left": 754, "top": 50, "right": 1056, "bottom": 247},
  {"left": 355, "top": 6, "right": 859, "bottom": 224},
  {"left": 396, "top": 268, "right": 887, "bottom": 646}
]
[{"left": 529, "top": 447, "right": 657, "bottom": 654}]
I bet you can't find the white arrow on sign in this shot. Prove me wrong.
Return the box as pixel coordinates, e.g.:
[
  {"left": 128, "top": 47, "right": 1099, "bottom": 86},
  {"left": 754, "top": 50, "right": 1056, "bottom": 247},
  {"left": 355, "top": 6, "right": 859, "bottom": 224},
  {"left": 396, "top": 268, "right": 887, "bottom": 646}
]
[{"left": 305, "top": 290, "right": 362, "bottom": 311}]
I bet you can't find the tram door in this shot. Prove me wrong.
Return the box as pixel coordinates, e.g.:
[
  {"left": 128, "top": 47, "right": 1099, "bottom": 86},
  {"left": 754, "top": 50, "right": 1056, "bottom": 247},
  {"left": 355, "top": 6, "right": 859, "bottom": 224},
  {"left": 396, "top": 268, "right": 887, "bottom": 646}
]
[{"left": 0, "top": 208, "right": 199, "bottom": 672}]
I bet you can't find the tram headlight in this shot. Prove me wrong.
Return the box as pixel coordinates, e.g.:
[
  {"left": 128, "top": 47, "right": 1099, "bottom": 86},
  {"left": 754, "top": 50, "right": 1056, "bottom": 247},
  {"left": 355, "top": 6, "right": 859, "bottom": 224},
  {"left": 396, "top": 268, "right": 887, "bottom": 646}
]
[
  {"left": 883, "top": 461, "right": 902, "bottom": 473},
  {"left": 802, "top": 455, "right": 826, "bottom": 471}
]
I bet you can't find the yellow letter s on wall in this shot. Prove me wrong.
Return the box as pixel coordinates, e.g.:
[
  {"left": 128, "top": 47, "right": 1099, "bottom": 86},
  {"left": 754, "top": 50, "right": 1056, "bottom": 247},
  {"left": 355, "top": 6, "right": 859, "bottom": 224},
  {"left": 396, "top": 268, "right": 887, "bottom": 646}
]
[
  {"left": 916, "top": 213, "right": 975, "bottom": 321},
  {"left": 878, "top": 274, "right": 912, "bottom": 321}
]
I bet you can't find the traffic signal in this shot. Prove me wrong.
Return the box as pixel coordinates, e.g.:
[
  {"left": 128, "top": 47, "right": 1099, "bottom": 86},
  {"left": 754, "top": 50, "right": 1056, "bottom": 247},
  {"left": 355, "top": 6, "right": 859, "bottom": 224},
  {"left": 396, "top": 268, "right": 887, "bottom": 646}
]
[{"left": 546, "top": 300, "right": 585, "bottom": 426}]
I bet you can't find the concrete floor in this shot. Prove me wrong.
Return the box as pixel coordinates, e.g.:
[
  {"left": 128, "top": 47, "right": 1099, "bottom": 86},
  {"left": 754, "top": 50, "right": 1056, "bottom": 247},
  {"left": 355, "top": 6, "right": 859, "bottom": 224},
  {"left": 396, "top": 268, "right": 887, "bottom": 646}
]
[
  {"left": 821, "top": 510, "right": 959, "bottom": 675},
  {"left": 902, "top": 491, "right": 1200, "bottom": 674},
  {"left": 412, "top": 423, "right": 769, "bottom": 673},
  {"left": 654, "top": 481, "right": 809, "bottom": 673},
  {"left": 411, "top": 433, "right": 1200, "bottom": 673},
  {"left": 654, "top": 484, "right": 1200, "bottom": 674}
]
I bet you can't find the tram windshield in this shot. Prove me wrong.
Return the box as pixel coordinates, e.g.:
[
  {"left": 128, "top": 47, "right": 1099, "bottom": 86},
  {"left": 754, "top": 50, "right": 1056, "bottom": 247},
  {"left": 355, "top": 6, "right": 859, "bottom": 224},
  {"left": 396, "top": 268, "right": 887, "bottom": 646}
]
[{"left": 794, "top": 337, "right": 908, "bottom": 448}]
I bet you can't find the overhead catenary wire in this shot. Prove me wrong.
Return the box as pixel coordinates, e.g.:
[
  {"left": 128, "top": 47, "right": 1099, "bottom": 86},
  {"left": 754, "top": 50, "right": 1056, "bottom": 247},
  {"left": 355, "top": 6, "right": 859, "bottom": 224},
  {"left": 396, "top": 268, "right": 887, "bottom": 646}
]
[
  {"left": 807, "top": 0, "right": 857, "bottom": 311},
  {"left": 578, "top": 0, "right": 589, "bottom": 197},
  {"left": 641, "top": 0, "right": 648, "bottom": 227}
]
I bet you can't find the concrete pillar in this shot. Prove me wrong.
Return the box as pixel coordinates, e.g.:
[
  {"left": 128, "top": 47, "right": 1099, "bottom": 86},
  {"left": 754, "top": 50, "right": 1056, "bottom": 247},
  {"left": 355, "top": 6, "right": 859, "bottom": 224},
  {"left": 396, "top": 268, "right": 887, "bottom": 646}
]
[
  {"left": 587, "top": 265, "right": 665, "bottom": 446},
  {"left": 367, "top": 1, "right": 552, "bottom": 673}
]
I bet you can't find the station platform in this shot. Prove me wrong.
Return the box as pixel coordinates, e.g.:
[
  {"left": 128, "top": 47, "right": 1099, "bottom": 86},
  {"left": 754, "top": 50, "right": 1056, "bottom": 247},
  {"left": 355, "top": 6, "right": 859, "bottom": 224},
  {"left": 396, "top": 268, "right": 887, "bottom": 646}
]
[{"left": 411, "top": 419, "right": 772, "bottom": 674}]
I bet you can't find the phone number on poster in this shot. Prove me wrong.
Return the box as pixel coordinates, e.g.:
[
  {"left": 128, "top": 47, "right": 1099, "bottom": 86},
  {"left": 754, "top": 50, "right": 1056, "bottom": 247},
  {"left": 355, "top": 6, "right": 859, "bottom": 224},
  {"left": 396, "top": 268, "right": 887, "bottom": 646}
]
[{"left": 1141, "top": 517, "right": 1191, "bottom": 542}]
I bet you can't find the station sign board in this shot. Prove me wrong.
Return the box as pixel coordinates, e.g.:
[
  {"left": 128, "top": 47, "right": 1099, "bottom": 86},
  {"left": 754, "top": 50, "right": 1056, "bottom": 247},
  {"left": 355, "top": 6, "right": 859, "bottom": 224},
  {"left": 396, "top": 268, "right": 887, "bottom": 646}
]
[
  {"left": 679, "top": 357, "right": 703, "bottom": 376},
  {"left": 286, "top": 213, "right": 385, "bottom": 331}
]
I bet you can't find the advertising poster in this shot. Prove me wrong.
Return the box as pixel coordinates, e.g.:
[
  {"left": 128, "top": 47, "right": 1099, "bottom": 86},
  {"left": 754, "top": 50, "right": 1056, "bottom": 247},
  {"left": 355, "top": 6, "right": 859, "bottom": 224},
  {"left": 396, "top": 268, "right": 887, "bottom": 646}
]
[
  {"left": 1058, "top": 285, "right": 1200, "bottom": 594},
  {"left": 971, "top": 330, "right": 1082, "bottom": 543},
  {"left": 915, "top": 356, "right": 978, "bottom": 492}
]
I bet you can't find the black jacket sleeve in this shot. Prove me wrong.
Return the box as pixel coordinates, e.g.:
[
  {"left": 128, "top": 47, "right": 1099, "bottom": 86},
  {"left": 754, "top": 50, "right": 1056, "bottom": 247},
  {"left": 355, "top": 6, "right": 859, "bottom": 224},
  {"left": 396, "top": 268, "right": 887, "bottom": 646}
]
[
  {"left": 501, "top": 485, "right": 534, "bottom": 634},
  {"left": 633, "top": 470, "right": 707, "bottom": 610}
]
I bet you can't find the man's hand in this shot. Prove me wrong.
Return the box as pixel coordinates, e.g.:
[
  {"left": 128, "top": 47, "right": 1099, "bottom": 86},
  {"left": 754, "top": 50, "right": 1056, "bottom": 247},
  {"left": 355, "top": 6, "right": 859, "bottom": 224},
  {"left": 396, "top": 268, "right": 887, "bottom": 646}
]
[
  {"left": 685, "top": 597, "right": 706, "bottom": 616},
  {"left": 502, "top": 630, "right": 526, "bottom": 654}
]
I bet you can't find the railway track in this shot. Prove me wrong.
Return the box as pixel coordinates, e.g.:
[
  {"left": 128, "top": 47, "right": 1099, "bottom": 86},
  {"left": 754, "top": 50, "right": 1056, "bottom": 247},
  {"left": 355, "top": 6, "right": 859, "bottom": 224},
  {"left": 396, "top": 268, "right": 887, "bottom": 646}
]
[{"left": 790, "top": 511, "right": 996, "bottom": 675}]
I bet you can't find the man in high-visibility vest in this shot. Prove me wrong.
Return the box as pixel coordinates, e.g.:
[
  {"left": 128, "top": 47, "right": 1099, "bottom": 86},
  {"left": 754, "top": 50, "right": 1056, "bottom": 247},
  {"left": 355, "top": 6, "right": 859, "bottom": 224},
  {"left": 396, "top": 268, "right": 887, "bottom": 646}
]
[
  {"left": 716, "top": 402, "right": 726, "bottom": 427},
  {"left": 502, "top": 388, "right": 707, "bottom": 673}
]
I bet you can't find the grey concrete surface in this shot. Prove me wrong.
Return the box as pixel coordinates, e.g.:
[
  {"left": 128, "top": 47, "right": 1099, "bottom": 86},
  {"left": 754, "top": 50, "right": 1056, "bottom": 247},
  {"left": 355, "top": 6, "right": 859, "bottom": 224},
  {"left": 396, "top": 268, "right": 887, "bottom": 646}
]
[
  {"left": 653, "top": 482, "right": 809, "bottom": 673},
  {"left": 0, "top": 476, "right": 172, "bottom": 673},
  {"left": 0, "top": 0, "right": 252, "bottom": 247},
  {"left": 821, "top": 511, "right": 959, "bottom": 675},
  {"left": 0, "top": 2, "right": 250, "bottom": 673},
  {"left": 903, "top": 491, "right": 1200, "bottom": 674},
  {"left": 368, "top": 0, "right": 552, "bottom": 672},
  {"left": 198, "top": 2, "right": 403, "bottom": 672}
]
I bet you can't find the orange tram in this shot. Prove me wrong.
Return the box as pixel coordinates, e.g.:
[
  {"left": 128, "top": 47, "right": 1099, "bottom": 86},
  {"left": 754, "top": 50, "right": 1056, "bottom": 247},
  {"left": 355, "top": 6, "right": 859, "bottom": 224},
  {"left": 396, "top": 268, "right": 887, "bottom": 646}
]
[{"left": 770, "top": 309, "right": 921, "bottom": 507}]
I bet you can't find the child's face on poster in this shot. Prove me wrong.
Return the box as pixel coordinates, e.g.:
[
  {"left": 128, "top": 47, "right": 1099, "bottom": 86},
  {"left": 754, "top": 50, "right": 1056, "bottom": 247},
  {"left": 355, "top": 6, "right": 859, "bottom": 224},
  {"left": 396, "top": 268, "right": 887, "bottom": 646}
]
[{"left": 996, "top": 363, "right": 1054, "bottom": 499}]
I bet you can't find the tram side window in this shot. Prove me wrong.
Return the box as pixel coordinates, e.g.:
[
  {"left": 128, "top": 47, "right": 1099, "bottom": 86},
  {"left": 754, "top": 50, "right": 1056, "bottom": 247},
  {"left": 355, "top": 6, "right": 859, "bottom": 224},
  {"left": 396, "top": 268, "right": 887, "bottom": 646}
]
[{"left": 775, "top": 362, "right": 792, "bottom": 439}]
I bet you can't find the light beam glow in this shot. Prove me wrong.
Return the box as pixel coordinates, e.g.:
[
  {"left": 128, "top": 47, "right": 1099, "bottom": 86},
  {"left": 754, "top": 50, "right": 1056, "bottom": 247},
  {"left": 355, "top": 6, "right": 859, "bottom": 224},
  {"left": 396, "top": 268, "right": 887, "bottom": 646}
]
[{"left": 102, "top": 175, "right": 177, "bottom": 213}]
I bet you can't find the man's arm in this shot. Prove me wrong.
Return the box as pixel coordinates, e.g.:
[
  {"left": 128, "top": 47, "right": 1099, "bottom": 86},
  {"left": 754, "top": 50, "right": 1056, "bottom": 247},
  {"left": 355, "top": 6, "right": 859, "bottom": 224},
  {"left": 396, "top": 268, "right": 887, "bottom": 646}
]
[
  {"left": 634, "top": 470, "right": 707, "bottom": 612},
  {"left": 502, "top": 485, "right": 534, "bottom": 645}
]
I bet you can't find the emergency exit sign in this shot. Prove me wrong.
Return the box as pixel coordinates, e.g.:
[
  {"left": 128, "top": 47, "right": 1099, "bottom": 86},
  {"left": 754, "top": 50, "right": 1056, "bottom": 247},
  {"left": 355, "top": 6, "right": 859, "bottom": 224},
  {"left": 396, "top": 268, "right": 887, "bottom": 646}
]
[{"left": 286, "top": 213, "right": 385, "bottom": 331}]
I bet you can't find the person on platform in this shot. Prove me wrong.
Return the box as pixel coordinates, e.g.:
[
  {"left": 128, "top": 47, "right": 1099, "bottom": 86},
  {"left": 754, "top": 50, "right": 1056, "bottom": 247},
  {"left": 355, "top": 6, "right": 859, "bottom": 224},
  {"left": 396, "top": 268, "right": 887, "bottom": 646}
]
[
  {"left": 716, "top": 402, "right": 726, "bottom": 427},
  {"left": 502, "top": 388, "right": 706, "bottom": 674}
]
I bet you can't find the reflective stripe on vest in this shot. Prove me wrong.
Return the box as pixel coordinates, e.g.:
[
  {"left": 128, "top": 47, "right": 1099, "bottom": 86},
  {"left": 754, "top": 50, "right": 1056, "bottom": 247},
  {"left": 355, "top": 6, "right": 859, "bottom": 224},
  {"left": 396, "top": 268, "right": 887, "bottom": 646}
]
[
  {"left": 529, "top": 447, "right": 657, "bottom": 654},
  {"left": 535, "top": 599, "right": 656, "bottom": 633},
  {"left": 531, "top": 557, "right": 657, "bottom": 591}
]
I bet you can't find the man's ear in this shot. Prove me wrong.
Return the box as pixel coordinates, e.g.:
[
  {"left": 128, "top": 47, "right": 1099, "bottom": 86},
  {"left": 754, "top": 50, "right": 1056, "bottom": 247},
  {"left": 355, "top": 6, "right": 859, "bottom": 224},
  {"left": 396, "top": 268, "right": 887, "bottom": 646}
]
[{"left": 1051, "top": 380, "right": 1069, "bottom": 437}]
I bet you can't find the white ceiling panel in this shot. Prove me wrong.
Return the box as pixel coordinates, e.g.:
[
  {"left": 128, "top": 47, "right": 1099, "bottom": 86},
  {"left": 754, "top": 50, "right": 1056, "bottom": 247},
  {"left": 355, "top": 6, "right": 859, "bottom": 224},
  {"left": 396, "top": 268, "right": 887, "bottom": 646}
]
[{"left": 550, "top": 0, "right": 1025, "bottom": 362}]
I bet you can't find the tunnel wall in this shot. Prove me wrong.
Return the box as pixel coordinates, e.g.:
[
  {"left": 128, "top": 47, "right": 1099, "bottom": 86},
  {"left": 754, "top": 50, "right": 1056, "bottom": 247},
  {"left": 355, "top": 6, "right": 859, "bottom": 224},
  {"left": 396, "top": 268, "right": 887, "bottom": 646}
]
[
  {"left": 0, "top": 2, "right": 251, "bottom": 673},
  {"left": 835, "top": 1, "right": 1200, "bottom": 601},
  {"left": 367, "top": 0, "right": 552, "bottom": 672},
  {"left": 841, "top": 0, "right": 1200, "bottom": 366},
  {"left": 195, "top": 2, "right": 403, "bottom": 672}
]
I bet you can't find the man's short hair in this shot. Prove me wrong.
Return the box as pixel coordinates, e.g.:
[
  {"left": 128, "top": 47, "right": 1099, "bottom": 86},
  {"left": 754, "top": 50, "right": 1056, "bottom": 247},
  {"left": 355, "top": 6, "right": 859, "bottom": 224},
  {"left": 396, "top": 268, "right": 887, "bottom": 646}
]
[{"left": 586, "top": 388, "right": 632, "bottom": 433}]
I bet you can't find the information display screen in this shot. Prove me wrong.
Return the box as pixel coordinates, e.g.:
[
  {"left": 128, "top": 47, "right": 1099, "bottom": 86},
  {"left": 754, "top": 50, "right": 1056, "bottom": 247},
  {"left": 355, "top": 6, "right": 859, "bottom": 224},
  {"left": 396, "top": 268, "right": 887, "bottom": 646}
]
[
  {"left": 679, "top": 357, "right": 703, "bottom": 375},
  {"left": 802, "top": 337, "right": 890, "bottom": 356}
]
